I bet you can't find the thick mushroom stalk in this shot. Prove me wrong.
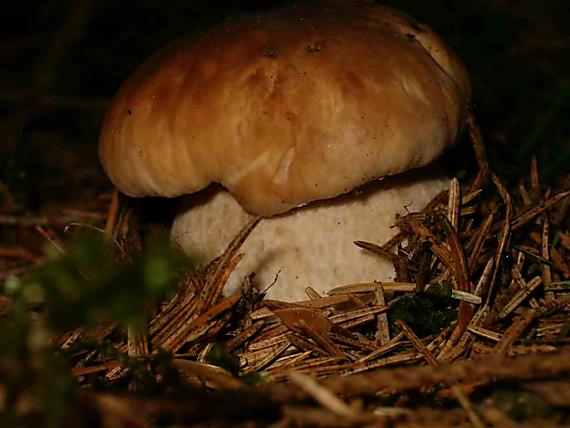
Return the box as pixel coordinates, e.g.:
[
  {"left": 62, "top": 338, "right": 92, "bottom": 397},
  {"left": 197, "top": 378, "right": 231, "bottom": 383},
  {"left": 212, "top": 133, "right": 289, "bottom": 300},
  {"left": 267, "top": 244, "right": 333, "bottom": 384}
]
[{"left": 172, "top": 170, "right": 447, "bottom": 302}]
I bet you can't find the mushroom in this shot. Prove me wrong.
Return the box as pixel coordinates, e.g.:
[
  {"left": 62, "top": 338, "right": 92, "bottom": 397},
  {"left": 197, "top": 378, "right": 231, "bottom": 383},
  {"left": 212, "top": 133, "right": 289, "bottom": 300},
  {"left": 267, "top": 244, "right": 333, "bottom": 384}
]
[{"left": 99, "top": 2, "right": 471, "bottom": 302}]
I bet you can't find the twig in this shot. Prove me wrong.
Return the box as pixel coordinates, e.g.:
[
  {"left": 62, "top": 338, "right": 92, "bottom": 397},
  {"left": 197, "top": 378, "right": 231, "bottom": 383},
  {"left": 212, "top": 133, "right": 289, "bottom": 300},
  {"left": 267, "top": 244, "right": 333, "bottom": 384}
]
[
  {"left": 267, "top": 351, "right": 570, "bottom": 401},
  {"left": 288, "top": 371, "right": 358, "bottom": 419},
  {"left": 396, "top": 320, "right": 485, "bottom": 428},
  {"left": 35, "top": 225, "right": 66, "bottom": 256}
]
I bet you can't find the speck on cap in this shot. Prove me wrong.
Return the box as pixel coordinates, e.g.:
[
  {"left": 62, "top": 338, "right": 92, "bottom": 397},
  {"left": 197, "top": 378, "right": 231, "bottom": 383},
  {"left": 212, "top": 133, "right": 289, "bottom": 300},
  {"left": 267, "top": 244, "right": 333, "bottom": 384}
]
[{"left": 99, "top": 2, "right": 470, "bottom": 216}]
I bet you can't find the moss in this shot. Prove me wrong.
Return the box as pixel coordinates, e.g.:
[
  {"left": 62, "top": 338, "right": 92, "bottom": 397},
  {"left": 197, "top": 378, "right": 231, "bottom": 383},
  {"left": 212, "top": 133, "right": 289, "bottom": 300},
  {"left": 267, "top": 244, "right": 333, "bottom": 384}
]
[
  {"left": 10, "top": 230, "right": 191, "bottom": 333},
  {"left": 207, "top": 342, "right": 241, "bottom": 376},
  {"left": 389, "top": 282, "right": 457, "bottom": 338}
]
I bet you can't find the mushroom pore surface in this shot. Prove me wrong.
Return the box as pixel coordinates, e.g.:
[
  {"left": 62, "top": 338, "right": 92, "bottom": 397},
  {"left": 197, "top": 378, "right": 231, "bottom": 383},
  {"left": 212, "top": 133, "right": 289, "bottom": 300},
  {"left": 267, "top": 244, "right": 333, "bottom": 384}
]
[{"left": 171, "top": 170, "right": 447, "bottom": 302}]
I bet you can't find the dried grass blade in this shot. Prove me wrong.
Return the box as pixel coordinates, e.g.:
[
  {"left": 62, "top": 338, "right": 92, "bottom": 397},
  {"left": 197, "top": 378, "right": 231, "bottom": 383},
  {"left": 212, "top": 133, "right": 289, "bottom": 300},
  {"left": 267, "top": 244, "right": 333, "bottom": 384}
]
[
  {"left": 485, "top": 174, "right": 513, "bottom": 307},
  {"left": 447, "top": 177, "right": 461, "bottom": 230},
  {"left": 378, "top": 230, "right": 405, "bottom": 252},
  {"left": 268, "top": 351, "right": 312, "bottom": 372},
  {"left": 271, "top": 308, "right": 344, "bottom": 357},
  {"left": 374, "top": 283, "right": 390, "bottom": 345},
  {"left": 59, "top": 328, "right": 84, "bottom": 350},
  {"left": 253, "top": 295, "right": 351, "bottom": 317},
  {"left": 226, "top": 320, "right": 264, "bottom": 351},
  {"left": 511, "top": 190, "right": 570, "bottom": 231},
  {"left": 557, "top": 231, "right": 570, "bottom": 250},
  {"left": 396, "top": 320, "right": 484, "bottom": 427},
  {"left": 72, "top": 361, "right": 122, "bottom": 377},
  {"left": 495, "top": 294, "right": 570, "bottom": 355},
  {"left": 408, "top": 219, "right": 458, "bottom": 278},
  {"left": 423, "top": 189, "right": 449, "bottom": 212},
  {"left": 104, "top": 188, "right": 119, "bottom": 233},
  {"left": 272, "top": 356, "right": 344, "bottom": 379},
  {"left": 450, "top": 290, "right": 481, "bottom": 304},
  {"left": 497, "top": 276, "right": 542, "bottom": 320},
  {"left": 473, "top": 257, "right": 494, "bottom": 299},
  {"left": 513, "top": 245, "right": 556, "bottom": 267},
  {"left": 329, "top": 305, "right": 388, "bottom": 325},
  {"left": 550, "top": 248, "right": 570, "bottom": 276},
  {"left": 127, "top": 325, "right": 149, "bottom": 359},
  {"left": 202, "top": 217, "right": 260, "bottom": 304},
  {"left": 252, "top": 324, "right": 289, "bottom": 344},
  {"left": 495, "top": 309, "right": 537, "bottom": 356},
  {"left": 197, "top": 342, "right": 214, "bottom": 363},
  {"left": 460, "top": 206, "right": 477, "bottom": 216},
  {"left": 305, "top": 287, "right": 321, "bottom": 300},
  {"left": 519, "top": 182, "right": 532, "bottom": 206},
  {"left": 510, "top": 265, "right": 527, "bottom": 291},
  {"left": 162, "top": 292, "right": 241, "bottom": 353},
  {"left": 544, "top": 281, "right": 570, "bottom": 292},
  {"left": 467, "top": 213, "right": 493, "bottom": 272},
  {"left": 201, "top": 252, "right": 244, "bottom": 310},
  {"left": 299, "top": 319, "right": 344, "bottom": 357},
  {"left": 174, "top": 360, "right": 244, "bottom": 390},
  {"left": 151, "top": 299, "right": 200, "bottom": 348},
  {"left": 250, "top": 307, "right": 279, "bottom": 320},
  {"left": 358, "top": 331, "right": 405, "bottom": 364},
  {"left": 327, "top": 332, "right": 378, "bottom": 352},
  {"left": 542, "top": 218, "right": 554, "bottom": 302},
  {"left": 328, "top": 282, "right": 415, "bottom": 295},
  {"left": 427, "top": 325, "right": 453, "bottom": 353},
  {"left": 247, "top": 332, "right": 289, "bottom": 351},
  {"left": 353, "top": 240, "right": 398, "bottom": 263},
  {"left": 340, "top": 314, "right": 377, "bottom": 329},
  {"left": 346, "top": 293, "right": 367, "bottom": 308},
  {"left": 415, "top": 242, "right": 431, "bottom": 293},
  {"left": 461, "top": 189, "right": 483, "bottom": 205},
  {"left": 349, "top": 352, "right": 423, "bottom": 375},
  {"left": 291, "top": 294, "right": 353, "bottom": 308},
  {"left": 242, "top": 340, "right": 290, "bottom": 374},
  {"left": 287, "top": 332, "right": 328, "bottom": 355},
  {"left": 395, "top": 321, "right": 438, "bottom": 366},
  {"left": 440, "top": 214, "right": 470, "bottom": 292},
  {"left": 36, "top": 225, "right": 66, "bottom": 256},
  {"left": 150, "top": 278, "right": 198, "bottom": 339},
  {"left": 467, "top": 325, "right": 502, "bottom": 342},
  {"left": 272, "top": 307, "right": 335, "bottom": 336},
  {"left": 467, "top": 109, "right": 489, "bottom": 173}
]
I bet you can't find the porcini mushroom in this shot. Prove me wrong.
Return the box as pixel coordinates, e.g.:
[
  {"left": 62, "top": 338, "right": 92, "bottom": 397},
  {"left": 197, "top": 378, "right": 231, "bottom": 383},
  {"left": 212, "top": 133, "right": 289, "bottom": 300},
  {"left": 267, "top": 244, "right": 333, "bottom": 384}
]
[{"left": 99, "top": 1, "right": 471, "bottom": 302}]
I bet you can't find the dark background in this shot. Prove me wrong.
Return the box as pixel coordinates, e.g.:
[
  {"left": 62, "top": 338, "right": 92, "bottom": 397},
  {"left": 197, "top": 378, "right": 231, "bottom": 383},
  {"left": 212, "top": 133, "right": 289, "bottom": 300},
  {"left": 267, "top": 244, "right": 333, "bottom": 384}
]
[{"left": 1, "top": 0, "right": 568, "bottom": 213}]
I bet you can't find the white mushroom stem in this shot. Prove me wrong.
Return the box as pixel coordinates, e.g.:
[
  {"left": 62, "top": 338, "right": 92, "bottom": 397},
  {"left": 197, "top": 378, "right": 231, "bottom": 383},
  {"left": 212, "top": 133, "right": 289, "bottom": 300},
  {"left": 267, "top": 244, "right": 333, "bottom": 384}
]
[{"left": 171, "top": 169, "right": 448, "bottom": 302}]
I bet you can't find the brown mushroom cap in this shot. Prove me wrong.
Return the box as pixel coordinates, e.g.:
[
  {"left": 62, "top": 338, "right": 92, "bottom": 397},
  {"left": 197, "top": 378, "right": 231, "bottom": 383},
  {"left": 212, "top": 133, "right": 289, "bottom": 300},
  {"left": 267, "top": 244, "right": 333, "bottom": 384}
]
[{"left": 99, "top": 2, "right": 470, "bottom": 217}]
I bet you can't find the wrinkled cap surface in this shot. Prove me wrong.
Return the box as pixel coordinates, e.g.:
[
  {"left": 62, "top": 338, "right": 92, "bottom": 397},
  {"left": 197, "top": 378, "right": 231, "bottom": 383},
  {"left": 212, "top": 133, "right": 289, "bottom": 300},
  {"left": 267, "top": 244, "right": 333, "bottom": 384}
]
[{"left": 99, "top": 2, "right": 470, "bottom": 216}]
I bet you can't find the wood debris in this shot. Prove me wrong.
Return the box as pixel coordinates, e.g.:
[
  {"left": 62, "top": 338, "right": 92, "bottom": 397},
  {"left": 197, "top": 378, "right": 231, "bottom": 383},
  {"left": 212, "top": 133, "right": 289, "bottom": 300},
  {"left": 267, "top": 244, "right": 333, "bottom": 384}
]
[{"left": 2, "top": 114, "right": 569, "bottom": 427}]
